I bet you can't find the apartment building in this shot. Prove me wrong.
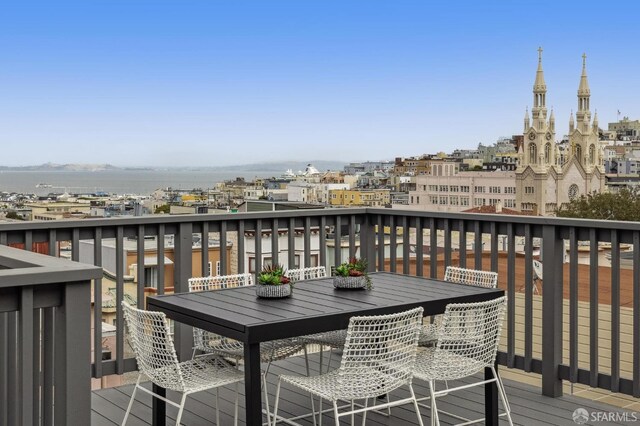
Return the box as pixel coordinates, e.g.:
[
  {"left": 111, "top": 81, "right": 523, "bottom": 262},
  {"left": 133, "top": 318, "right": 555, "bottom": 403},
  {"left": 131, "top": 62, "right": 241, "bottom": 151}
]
[{"left": 328, "top": 188, "right": 391, "bottom": 207}]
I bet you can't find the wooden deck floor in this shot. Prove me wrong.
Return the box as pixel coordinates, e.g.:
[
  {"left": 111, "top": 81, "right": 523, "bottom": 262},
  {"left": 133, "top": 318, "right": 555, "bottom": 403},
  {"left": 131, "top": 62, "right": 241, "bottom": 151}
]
[{"left": 92, "top": 354, "right": 637, "bottom": 425}]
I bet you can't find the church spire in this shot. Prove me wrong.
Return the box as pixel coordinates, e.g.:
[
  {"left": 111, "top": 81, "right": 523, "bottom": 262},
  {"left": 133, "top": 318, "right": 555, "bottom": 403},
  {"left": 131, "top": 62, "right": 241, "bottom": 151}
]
[
  {"left": 569, "top": 110, "right": 575, "bottom": 132},
  {"left": 578, "top": 53, "right": 590, "bottom": 97},
  {"left": 524, "top": 107, "right": 530, "bottom": 132},
  {"left": 531, "top": 47, "right": 548, "bottom": 123},
  {"left": 576, "top": 53, "right": 591, "bottom": 132}
]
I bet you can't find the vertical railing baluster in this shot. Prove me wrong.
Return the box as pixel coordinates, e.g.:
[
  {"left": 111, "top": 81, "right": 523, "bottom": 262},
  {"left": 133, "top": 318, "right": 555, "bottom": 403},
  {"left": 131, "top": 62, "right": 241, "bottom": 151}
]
[
  {"left": 474, "top": 221, "right": 482, "bottom": 270},
  {"left": 402, "top": 216, "right": 410, "bottom": 274},
  {"left": 389, "top": 215, "right": 397, "bottom": 273},
  {"left": 0, "top": 313, "right": 7, "bottom": 426},
  {"left": 633, "top": 231, "right": 640, "bottom": 397},
  {"left": 7, "top": 313, "right": 17, "bottom": 426},
  {"left": 589, "top": 227, "right": 599, "bottom": 388},
  {"left": 415, "top": 217, "right": 424, "bottom": 277},
  {"left": 238, "top": 220, "right": 246, "bottom": 274},
  {"left": 115, "top": 226, "right": 125, "bottom": 374},
  {"left": 524, "top": 224, "right": 533, "bottom": 373},
  {"left": 288, "top": 218, "right": 295, "bottom": 269},
  {"left": 489, "top": 222, "right": 498, "bottom": 273},
  {"left": 25, "top": 230, "right": 33, "bottom": 251},
  {"left": 429, "top": 218, "right": 437, "bottom": 278},
  {"left": 541, "top": 224, "right": 563, "bottom": 398},
  {"left": 319, "top": 216, "right": 327, "bottom": 269},
  {"left": 201, "top": 221, "right": 210, "bottom": 276},
  {"left": 377, "top": 215, "right": 384, "bottom": 272},
  {"left": 304, "top": 217, "right": 312, "bottom": 268},
  {"left": 569, "top": 227, "right": 578, "bottom": 385},
  {"left": 458, "top": 220, "right": 467, "bottom": 268},
  {"left": 43, "top": 307, "right": 54, "bottom": 426},
  {"left": 93, "top": 228, "right": 103, "bottom": 380},
  {"left": 220, "top": 221, "right": 227, "bottom": 276},
  {"left": 256, "top": 220, "right": 263, "bottom": 279},
  {"left": 20, "top": 287, "right": 34, "bottom": 425},
  {"left": 271, "top": 218, "right": 279, "bottom": 267},
  {"left": 334, "top": 216, "right": 341, "bottom": 272},
  {"left": 348, "top": 215, "right": 356, "bottom": 259},
  {"left": 71, "top": 228, "right": 79, "bottom": 261},
  {"left": 157, "top": 224, "right": 165, "bottom": 295},
  {"left": 361, "top": 213, "right": 376, "bottom": 274},
  {"left": 174, "top": 222, "right": 194, "bottom": 361},
  {"left": 48, "top": 229, "right": 57, "bottom": 257},
  {"left": 507, "top": 223, "right": 516, "bottom": 369},
  {"left": 32, "top": 307, "right": 41, "bottom": 425},
  {"left": 137, "top": 225, "right": 145, "bottom": 308},
  {"left": 444, "top": 219, "right": 452, "bottom": 268},
  {"left": 610, "top": 230, "right": 620, "bottom": 393}
]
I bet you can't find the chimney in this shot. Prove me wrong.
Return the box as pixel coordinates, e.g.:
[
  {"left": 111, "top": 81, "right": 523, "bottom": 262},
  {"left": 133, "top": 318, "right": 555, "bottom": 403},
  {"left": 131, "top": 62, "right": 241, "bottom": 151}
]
[{"left": 495, "top": 200, "right": 503, "bottom": 214}]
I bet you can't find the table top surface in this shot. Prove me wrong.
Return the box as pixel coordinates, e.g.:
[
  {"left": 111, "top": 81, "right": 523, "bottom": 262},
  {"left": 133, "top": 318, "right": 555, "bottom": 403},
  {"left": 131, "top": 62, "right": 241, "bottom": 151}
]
[{"left": 147, "top": 272, "right": 504, "bottom": 343}]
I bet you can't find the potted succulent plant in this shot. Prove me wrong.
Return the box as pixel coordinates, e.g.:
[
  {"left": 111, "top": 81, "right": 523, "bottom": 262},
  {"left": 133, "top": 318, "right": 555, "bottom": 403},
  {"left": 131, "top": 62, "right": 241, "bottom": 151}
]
[
  {"left": 256, "top": 264, "right": 293, "bottom": 298},
  {"left": 333, "top": 257, "right": 372, "bottom": 290}
]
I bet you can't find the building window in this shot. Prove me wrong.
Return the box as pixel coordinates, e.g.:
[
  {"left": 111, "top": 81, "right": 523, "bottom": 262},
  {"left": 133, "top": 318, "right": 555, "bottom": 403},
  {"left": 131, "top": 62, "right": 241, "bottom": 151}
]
[
  {"left": 460, "top": 186, "right": 470, "bottom": 193},
  {"left": 439, "top": 196, "right": 447, "bottom": 205},
  {"left": 460, "top": 197, "right": 469, "bottom": 206},
  {"left": 439, "top": 185, "right": 448, "bottom": 192},
  {"left": 474, "top": 186, "right": 485, "bottom": 193},
  {"left": 525, "top": 186, "right": 535, "bottom": 194},
  {"left": 450, "top": 185, "right": 459, "bottom": 192},
  {"left": 450, "top": 196, "right": 459, "bottom": 205}
]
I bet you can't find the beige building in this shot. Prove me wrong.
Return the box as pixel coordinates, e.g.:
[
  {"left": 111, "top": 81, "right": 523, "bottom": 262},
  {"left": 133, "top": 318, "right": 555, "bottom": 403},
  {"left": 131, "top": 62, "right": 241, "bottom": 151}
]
[
  {"left": 516, "top": 50, "right": 605, "bottom": 215},
  {"left": 25, "top": 202, "right": 92, "bottom": 221},
  {"left": 407, "top": 163, "right": 516, "bottom": 213},
  {"left": 328, "top": 188, "right": 390, "bottom": 207}
]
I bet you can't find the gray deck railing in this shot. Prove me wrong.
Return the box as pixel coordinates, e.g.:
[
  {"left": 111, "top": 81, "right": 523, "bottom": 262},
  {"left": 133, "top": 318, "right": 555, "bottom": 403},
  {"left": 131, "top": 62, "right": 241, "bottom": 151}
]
[
  {"left": 1, "top": 208, "right": 639, "bottom": 405},
  {"left": 0, "top": 245, "right": 101, "bottom": 426}
]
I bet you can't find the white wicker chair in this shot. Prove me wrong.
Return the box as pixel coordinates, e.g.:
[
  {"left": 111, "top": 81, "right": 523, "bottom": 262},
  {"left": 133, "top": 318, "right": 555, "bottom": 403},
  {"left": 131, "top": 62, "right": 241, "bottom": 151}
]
[
  {"left": 419, "top": 266, "right": 498, "bottom": 346},
  {"left": 273, "top": 307, "right": 425, "bottom": 426},
  {"left": 121, "top": 302, "right": 243, "bottom": 426},
  {"left": 188, "top": 273, "right": 302, "bottom": 362},
  {"left": 188, "top": 273, "right": 304, "bottom": 424},
  {"left": 413, "top": 296, "right": 512, "bottom": 426},
  {"left": 290, "top": 266, "right": 348, "bottom": 375},
  {"left": 287, "top": 266, "right": 328, "bottom": 281}
]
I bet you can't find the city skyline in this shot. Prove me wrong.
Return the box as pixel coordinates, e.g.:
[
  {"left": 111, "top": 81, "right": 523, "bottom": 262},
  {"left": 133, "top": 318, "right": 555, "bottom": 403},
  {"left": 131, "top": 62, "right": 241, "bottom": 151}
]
[{"left": 2, "top": 1, "right": 639, "bottom": 167}]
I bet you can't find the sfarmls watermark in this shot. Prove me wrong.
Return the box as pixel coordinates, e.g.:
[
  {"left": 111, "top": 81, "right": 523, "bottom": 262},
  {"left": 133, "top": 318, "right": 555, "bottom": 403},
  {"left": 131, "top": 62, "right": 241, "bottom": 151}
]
[{"left": 573, "top": 407, "right": 639, "bottom": 424}]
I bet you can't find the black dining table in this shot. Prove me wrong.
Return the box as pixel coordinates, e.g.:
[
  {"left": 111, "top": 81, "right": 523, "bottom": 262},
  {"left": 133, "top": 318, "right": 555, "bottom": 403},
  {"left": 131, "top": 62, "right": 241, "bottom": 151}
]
[{"left": 146, "top": 271, "right": 505, "bottom": 426}]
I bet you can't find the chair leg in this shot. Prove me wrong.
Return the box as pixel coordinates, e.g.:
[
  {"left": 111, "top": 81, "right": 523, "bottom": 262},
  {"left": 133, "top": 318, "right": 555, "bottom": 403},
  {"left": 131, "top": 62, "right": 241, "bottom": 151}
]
[
  {"left": 215, "top": 388, "right": 220, "bottom": 426},
  {"left": 409, "top": 384, "right": 425, "bottom": 426},
  {"left": 234, "top": 382, "right": 239, "bottom": 426},
  {"left": 492, "top": 367, "right": 514, "bottom": 425},
  {"left": 262, "top": 371, "right": 272, "bottom": 426},
  {"left": 121, "top": 378, "right": 140, "bottom": 426},
  {"left": 333, "top": 401, "right": 340, "bottom": 426},
  {"left": 272, "top": 379, "right": 283, "bottom": 426},
  {"left": 361, "top": 398, "right": 369, "bottom": 426},
  {"left": 175, "top": 393, "right": 188, "bottom": 426},
  {"left": 428, "top": 380, "right": 439, "bottom": 426}
]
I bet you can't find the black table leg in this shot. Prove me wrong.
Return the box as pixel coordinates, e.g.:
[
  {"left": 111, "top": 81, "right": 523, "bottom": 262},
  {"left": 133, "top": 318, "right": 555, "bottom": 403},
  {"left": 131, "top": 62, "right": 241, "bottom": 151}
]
[
  {"left": 485, "top": 365, "right": 499, "bottom": 425},
  {"left": 152, "top": 383, "right": 166, "bottom": 426},
  {"left": 244, "top": 342, "right": 262, "bottom": 426}
]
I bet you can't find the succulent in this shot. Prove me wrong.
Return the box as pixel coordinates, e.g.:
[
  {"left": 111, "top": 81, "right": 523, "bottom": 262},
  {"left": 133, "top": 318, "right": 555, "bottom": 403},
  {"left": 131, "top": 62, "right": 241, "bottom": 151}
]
[
  {"left": 258, "top": 264, "right": 293, "bottom": 287},
  {"left": 334, "top": 257, "right": 372, "bottom": 290}
]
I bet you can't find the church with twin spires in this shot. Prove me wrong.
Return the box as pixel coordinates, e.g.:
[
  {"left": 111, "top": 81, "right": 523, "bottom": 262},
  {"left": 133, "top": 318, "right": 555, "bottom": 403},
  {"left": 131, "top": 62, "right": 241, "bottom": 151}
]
[{"left": 515, "top": 48, "right": 605, "bottom": 215}]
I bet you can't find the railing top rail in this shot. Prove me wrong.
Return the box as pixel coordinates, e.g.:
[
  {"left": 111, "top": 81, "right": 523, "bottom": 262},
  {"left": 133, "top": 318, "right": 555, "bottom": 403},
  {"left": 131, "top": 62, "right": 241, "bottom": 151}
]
[
  {"left": 0, "top": 206, "right": 639, "bottom": 232},
  {"left": 367, "top": 208, "right": 640, "bottom": 231},
  {"left": 0, "top": 245, "right": 102, "bottom": 288},
  {"left": 0, "top": 208, "right": 369, "bottom": 232}
]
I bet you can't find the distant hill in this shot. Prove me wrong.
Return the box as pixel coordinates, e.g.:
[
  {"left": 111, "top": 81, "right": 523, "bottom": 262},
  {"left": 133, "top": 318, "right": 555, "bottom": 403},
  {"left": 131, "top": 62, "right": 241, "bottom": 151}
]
[
  {"left": 158, "top": 160, "right": 350, "bottom": 173},
  {"left": 0, "top": 163, "right": 122, "bottom": 172},
  {"left": 0, "top": 160, "right": 349, "bottom": 173}
]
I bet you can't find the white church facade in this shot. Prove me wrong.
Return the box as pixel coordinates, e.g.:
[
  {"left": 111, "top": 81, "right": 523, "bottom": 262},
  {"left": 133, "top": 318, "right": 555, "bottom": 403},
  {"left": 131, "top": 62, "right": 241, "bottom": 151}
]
[{"left": 516, "top": 49, "right": 606, "bottom": 215}]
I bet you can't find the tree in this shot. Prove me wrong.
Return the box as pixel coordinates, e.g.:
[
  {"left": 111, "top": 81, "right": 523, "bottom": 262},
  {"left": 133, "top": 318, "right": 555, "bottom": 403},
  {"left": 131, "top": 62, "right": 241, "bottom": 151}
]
[
  {"left": 5, "top": 211, "right": 23, "bottom": 220},
  {"left": 557, "top": 188, "right": 640, "bottom": 221},
  {"left": 154, "top": 204, "right": 170, "bottom": 214}
]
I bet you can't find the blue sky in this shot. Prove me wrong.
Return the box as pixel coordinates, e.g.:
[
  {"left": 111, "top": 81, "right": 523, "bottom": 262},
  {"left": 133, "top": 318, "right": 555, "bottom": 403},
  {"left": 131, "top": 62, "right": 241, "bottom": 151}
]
[{"left": 1, "top": 1, "right": 639, "bottom": 167}]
